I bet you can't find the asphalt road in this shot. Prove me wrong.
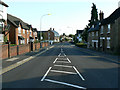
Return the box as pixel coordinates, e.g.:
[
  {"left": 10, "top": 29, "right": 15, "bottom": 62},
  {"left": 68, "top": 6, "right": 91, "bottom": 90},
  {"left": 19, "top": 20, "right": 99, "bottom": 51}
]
[{"left": 2, "top": 42, "right": 119, "bottom": 89}]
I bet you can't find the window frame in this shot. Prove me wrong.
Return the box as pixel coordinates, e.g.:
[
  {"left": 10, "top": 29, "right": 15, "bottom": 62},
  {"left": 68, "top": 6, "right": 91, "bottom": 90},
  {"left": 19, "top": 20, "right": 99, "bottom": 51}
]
[{"left": 101, "top": 26, "right": 104, "bottom": 34}]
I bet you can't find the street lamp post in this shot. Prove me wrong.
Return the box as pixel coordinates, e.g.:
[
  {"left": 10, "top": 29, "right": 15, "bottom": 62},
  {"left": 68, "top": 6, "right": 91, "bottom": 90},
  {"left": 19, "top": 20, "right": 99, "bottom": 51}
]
[{"left": 40, "top": 14, "right": 51, "bottom": 42}]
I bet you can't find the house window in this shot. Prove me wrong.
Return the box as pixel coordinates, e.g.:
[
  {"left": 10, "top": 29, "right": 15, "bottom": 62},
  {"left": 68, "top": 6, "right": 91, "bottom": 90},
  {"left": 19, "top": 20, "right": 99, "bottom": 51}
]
[
  {"left": 18, "top": 27, "right": 21, "bottom": 33},
  {"left": 89, "top": 33, "right": 90, "bottom": 36},
  {"left": 23, "top": 29, "right": 25, "bottom": 34},
  {"left": 96, "top": 31, "right": 98, "bottom": 36},
  {"left": 92, "top": 32, "right": 94, "bottom": 36},
  {"left": 108, "top": 24, "right": 110, "bottom": 33},
  {"left": 30, "top": 29, "right": 32, "bottom": 36},
  {"left": 101, "top": 26, "right": 103, "bottom": 34},
  {"left": 27, "top": 38, "right": 29, "bottom": 44},
  {"left": 107, "top": 37, "right": 110, "bottom": 48},
  {"left": 27, "top": 30, "right": 29, "bottom": 34},
  {"left": 92, "top": 42, "right": 94, "bottom": 47},
  {"left": 96, "top": 42, "right": 98, "bottom": 48},
  {"left": 100, "top": 39, "right": 102, "bottom": 47}
]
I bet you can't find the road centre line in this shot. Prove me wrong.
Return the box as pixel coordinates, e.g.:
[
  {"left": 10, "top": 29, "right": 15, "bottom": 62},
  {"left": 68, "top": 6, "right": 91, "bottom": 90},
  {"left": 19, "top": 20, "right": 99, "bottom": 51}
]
[
  {"left": 67, "top": 58, "right": 71, "bottom": 63},
  {"left": 44, "top": 79, "right": 86, "bottom": 89},
  {"left": 56, "top": 61, "right": 71, "bottom": 63},
  {"left": 53, "top": 58, "right": 58, "bottom": 63},
  {"left": 54, "top": 65, "right": 73, "bottom": 68},
  {"left": 41, "top": 67, "right": 52, "bottom": 81},
  {"left": 50, "top": 70, "right": 77, "bottom": 74},
  {"left": 73, "top": 66, "right": 85, "bottom": 81}
]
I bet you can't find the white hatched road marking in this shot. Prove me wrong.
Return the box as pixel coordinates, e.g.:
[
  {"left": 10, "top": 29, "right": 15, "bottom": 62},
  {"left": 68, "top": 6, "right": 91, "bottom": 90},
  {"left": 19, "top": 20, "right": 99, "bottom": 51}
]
[
  {"left": 54, "top": 65, "right": 73, "bottom": 68},
  {"left": 41, "top": 46, "right": 86, "bottom": 89},
  {"left": 41, "top": 67, "right": 52, "bottom": 81},
  {"left": 56, "top": 61, "right": 71, "bottom": 63},
  {"left": 73, "top": 66, "right": 85, "bottom": 81},
  {"left": 44, "top": 79, "right": 86, "bottom": 89},
  {"left": 58, "top": 53, "right": 61, "bottom": 57},
  {"left": 53, "top": 58, "right": 58, "bottom": 63},
  {"left": 50, "top": 70, "right": 77, "bottom": 74},
  {"left": 67, "top": 58, "right": 71, "bottom": 63},
  {"left": 57, "top": 58, "right": 67, "bottom": 60}
]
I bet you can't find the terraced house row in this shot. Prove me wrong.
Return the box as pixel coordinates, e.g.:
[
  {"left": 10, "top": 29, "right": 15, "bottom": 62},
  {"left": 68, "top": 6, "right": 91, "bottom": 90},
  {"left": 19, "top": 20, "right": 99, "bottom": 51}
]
[
  {"left": 88, "top": 6, "right": 120, "bottom": 54},
  {"left": 7, "top": 14, "right": 38, "bottom": 45},
  {"left": 0, "top": 1, "right": 38, "bottom": 45}
]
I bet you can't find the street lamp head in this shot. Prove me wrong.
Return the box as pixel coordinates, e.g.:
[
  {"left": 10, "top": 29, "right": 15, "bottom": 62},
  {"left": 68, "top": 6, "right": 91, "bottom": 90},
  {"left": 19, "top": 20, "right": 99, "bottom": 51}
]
[{"left": 48, "top": 14, "right": 51, "bottom": 15}]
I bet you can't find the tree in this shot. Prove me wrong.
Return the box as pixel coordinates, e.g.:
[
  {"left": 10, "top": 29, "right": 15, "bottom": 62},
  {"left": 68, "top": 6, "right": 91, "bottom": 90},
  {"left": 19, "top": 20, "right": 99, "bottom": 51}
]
[
  {"left": 81, "top": 25, "right": 89, "bottom": 42},
  {"left": 89, "top": 3, "right": 98, "bottom": 27}
]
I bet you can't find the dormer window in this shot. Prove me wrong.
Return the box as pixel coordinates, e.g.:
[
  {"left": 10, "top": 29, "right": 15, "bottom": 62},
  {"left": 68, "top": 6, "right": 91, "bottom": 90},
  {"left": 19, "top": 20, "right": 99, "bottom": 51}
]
[
  {"left": 18, "top": 27, "right": 21, "bottom": 33},
  {"left": 23, "top": 29, "right": 25, "bottom": 34},
  {"left": 101, "top": 26, "right": 103, "bottom": 34},
  {"left": 108, "top": 24, "right": 110, "bottom": 33},
  {"left": 92, "top": 32, "right": 94, "bottom": 36},
  {"left": 96, "top": 31, "right": 98, "bottom": 36}
]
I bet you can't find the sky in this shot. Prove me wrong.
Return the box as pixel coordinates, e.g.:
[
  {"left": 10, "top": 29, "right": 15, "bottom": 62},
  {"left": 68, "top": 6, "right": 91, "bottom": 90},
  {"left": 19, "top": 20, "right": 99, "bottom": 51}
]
[{"left": 3, "top": 0, "right": 120, "bottom": 35}]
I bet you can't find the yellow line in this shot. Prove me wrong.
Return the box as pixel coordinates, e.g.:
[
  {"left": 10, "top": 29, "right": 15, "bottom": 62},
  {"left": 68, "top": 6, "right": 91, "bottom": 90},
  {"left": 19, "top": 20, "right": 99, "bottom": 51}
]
[{"left": 0, "top": 46, "right": 54, "bottom": 75}]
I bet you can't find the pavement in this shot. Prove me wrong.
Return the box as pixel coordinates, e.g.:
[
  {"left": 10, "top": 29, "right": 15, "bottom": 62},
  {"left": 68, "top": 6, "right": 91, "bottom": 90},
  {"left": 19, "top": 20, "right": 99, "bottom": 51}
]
[{"left": 1, "top": 42, "right": 119, "bottom": 90}]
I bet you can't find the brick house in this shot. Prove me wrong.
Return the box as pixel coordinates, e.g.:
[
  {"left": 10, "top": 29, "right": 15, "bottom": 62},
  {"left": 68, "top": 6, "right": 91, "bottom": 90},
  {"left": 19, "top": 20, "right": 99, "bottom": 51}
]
[
  {"left": 38, "top": 28, "right": 60, "bottom": 44},
  {"left": 87, "top": 22, "right": 100, "bottom": 49},
  {"left": 87, "top": 10, "right": 104, "bottom": 49},
  {"left": 100, "top": 7, "right": 120, "bottom": 54},
  {"left": 7, "top": 14, "right": 36, "bottom": 45},
  {"left": 0, "top": 0, "right": 9, "bottom": 44},
  {"left": 48, "top": 28, "right": 60, "bottom": 43},
  {"left": 87, "top": 7, "right": 120, "bottom": 54}
]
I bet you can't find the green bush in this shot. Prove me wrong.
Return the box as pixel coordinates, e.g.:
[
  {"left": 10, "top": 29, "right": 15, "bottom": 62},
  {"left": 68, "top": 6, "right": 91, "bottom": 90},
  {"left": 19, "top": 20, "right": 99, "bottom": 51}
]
[
  {"left": 10, "top": 44, "right": 17, "bottom": 46},
  {"left": 75, "top": 43, "right": 87, "bottom": 48}
]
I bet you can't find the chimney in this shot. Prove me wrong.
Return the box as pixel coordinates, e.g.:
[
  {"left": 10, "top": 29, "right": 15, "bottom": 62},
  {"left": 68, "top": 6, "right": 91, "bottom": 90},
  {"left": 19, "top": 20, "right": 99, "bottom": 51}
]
[
  {"left": 53, "top": 28, "right": 55, "bottom": 31},
  {"left": 118, "top": 1, "right": 120, "bottom": 7},
  {"left": 99, "top": 10, "right": 104, "bottom": 21},
  {"left": 50, "top": 28, "right": 52, "bottom": 31}
]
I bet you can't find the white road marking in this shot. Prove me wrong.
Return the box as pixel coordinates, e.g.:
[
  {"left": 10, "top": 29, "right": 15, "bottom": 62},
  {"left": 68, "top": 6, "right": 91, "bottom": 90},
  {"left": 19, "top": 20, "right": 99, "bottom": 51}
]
[
  {"left": 6, "top": 58, "right": 18, "bottom": 62},
  {"left": 57, "top": 58, "right": 67, "bottom": 60},
  {"left": 58, "top": 56, "right": 65, "bottom": 57},
  {"left": 73, "top": 66, "right": 85, "bottom": 81},
  {"left": 54, "top": 65, "right": 73, "bottom": 68},
  {"left": 64, "top": 54, "right": 66, "bottom": 56},
  {"left": 50, "top": 70, "right": 77, "bottom": 74},
  {"left": 41, "top": 67, "right": 52, "bottom": 81},
  {"left": 58, "top": 53, "right": 61, "bottom": 57},
  {"left": 71, "top": 45, "right": 75, "bottom": 47},
  {"left": 53, "top": 58, "right": 58, "bottom": 63},
  {"left": 56, "top": 61, "right": 70, "bottom": 63},
  {"left": 44, "top": 79, "right": 86, "bottom": 89},
  {"left": 67, "top": 58, "right": 71, "bottom": 63}
]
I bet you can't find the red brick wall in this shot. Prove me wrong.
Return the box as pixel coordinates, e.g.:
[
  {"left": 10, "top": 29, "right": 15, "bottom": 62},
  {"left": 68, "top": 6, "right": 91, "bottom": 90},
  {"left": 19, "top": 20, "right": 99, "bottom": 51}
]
[
  {"left": 10, "top": 45, "right": 17, "bottom": 57},
  {"left": 18, "top": 44, "right": 30, "bottom": 55},
  {"left": 2, "top": 44, "right": 8, "bottom": 59},
  {"left": 36, "top": 43, "right": 40, "bottom": 49}
]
